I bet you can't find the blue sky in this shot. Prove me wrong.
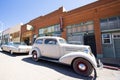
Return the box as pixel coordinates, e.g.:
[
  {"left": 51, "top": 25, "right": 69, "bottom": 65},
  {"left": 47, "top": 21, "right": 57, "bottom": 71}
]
[{"left": 0, "top": 0, "right": 97, "bottom": 31}]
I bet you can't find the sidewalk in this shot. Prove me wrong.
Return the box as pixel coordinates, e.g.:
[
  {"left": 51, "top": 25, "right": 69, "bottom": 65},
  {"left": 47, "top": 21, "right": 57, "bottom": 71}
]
[
  {"left": 100, "top": 58, "right": 120, "bottom": 69},
  {"left": 103, "top": 64, "right": 120, "bottom": 71}
]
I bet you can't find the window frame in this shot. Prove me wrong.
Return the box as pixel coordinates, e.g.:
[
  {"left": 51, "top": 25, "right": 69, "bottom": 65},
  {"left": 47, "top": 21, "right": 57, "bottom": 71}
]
[
  {"left": 44, "top": 39, "right": 57, "bottom": 45},
  {"left": 102, "top": 33, "right": 112, "bottom": 44},
  {"left": 35, "top": 39, "right": 43, "bottom": 44},
  {"left": 100, "top": 16, "right": 120, "bottom": 30}
]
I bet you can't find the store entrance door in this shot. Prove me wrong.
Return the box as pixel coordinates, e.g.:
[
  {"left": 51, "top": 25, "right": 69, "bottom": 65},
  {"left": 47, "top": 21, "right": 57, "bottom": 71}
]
[
  {"left": 113, "top": 33, "right": 120, "bottom": 58},
  {"left": 84, "top": 34, "right": 96, "bottom": 57}
]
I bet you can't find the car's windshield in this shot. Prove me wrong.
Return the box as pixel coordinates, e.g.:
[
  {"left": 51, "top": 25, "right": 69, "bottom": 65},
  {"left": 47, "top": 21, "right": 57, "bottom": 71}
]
[{"left": 59, "top": 39, "right": 67, "bottom": 44}]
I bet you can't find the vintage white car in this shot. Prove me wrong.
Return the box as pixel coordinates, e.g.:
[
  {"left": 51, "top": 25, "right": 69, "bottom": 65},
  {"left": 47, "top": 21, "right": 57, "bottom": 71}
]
[
  {"left": 1, "top": 42, "right": 32, "bottom": 54},
  {"left": 29, "top": 36, "right": 101, "bottom": 76}
]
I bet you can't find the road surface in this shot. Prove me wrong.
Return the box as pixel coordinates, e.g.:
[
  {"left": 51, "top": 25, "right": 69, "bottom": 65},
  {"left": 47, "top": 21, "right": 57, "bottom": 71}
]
[{"left": 0, "top": 51, "right": 120, "bottom": 80}]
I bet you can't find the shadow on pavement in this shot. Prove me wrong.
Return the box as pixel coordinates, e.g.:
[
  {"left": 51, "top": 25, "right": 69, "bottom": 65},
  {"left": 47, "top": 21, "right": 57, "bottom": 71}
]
[
  {"left": 0, "top": 51, "right": 28, "bottom": 57},
  {"left": 22, "top": 57, "right": 96, "bottom": 80}
]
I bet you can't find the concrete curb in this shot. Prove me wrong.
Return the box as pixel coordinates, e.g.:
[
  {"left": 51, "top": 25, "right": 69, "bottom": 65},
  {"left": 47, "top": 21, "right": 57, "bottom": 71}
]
[{"left": 104, "top": 65, "right": 120, "bottom": 71}]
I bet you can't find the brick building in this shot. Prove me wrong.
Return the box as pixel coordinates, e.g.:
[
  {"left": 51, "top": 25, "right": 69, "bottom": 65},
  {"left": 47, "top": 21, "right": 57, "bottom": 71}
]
[{"left": 21, "top": 0, "right": 120, "bottom": 65}]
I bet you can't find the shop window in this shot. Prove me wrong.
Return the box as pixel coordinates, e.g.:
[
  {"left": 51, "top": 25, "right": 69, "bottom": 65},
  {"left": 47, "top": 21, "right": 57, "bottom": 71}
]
[
  {"left": 113, "top": 34, "right": 120, "bottom": 39},
  {"left": 81, "top": 25, "right": 87, "bottom": 32},
  {"left": 51, "top": 26, "right": 55, "bottom": 32},
  {"left": 100, "top": 16, "right": 120, "bottom": 31},
  {"left": 67, "top": 28, "right": 72, "bottom": 33},
  {"left": 102, "top": 34, "right": 112, "bottom": 44},
  {"left": 67, "top": 26, "right": 72, "bottom": 33},
  {"left": 72, "top": 27, "right": 77, "bottom": 33},
  {"left": 87, "top": 24, "right": 94, "bottom": 31},
  {"left": 108, "top": 17, "right": 118, "bottom": 29},
  {"left": 39, "top": 28, "right": 44, "bottom": 35},
  {"left": 118, "top": 16, "right": 120, "bottom": 27},
  {"left": 77, "top": 26, "right": 81, "bottom": 32},
  {"left": 48, "top": 27, "right": 52, "bottom": 33},
  {"left": 100, "top": 19, "right": 108, "bottom": 30},
  {"left": 54, "top": 24, "right": 60, "bottom": 32},
  {"left": 39, "top": 24, "right": 61, "bottom": 36}
]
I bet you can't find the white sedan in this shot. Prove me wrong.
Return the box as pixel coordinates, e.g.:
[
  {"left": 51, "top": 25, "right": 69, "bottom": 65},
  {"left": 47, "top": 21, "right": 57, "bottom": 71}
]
[
  {"left": 29, "top": 36, "right": 103, "bottom": 76},
  {"left": 1, "top": 42, "right": 32, "bottom": 54}
]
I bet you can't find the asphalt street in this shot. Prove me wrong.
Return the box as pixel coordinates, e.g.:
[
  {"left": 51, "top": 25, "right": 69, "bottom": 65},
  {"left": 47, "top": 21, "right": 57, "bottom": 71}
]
[{"left": 0, "top": 51, "right": 120, "bottom": 80}]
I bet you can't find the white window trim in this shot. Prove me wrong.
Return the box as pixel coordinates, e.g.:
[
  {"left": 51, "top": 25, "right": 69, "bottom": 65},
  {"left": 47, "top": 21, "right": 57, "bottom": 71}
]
[
  {"left": 112, "top": 33, "right": 120, "bottom": 39},
  {"left": 102, "top": 33, "right": 112, "bottom": 44}
]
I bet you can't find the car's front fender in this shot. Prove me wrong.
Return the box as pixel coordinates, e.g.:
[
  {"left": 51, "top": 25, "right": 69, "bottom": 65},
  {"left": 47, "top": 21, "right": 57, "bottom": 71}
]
[
  {"left": 29, "top": 47, "right": 41, "bottom": 57},
  {"left": 59, "top": 52, "right": 97, "bottom": 68}
]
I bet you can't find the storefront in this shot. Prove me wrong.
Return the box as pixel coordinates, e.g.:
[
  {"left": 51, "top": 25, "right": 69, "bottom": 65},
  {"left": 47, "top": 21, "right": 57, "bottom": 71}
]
[
  {"left": 66, "top": 21, "right": 96, "bottom": 56},
  {"left": 100, "top": 16, "right": 120, "bottom": 64},
  {"left": 10, "top": 31, "right": 20, "bottom": 42},
  {"left": 20, "top": 0, "right": 120, "bottom": 65},
  {"left": 21, "top": 31, "right": 32, "bottom": 45},
  {"left": 3, "top": 34, "right": 9, "bottom": 44},
  {"left": 100, "top": 16, "right": 120, "bottom": 58}
]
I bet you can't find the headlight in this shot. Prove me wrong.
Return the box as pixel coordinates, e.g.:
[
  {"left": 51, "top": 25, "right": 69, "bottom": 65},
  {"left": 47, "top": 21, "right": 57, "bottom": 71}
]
[
  {"left": 84, "top": 48, "right": 93, "bottom": 56},
  {"left": 84, "top": 48, "right": 89, "bottom": 54},
  {"left": 84, "top": 49, "right": 89, "bottom": 54}
]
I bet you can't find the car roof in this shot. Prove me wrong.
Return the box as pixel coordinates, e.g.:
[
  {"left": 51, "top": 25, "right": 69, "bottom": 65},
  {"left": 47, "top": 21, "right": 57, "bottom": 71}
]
[{"left": 36, "top": 36, "right": 64, "bottom": 40}]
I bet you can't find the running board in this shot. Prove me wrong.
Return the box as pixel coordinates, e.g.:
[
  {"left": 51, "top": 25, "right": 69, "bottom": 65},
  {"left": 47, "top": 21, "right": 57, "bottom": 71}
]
[{"left": 40, "top": 57, "right": 60, "bottom": 63}]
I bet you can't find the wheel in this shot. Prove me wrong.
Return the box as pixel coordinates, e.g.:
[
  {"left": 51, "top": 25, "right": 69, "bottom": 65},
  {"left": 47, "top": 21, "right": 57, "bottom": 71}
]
[
  {"left": 1, "top": 47, "right": 4, "bottom": 52},
  {"left": 32, "top": 51, "right": 39, "bottom": 61},
  {"left": 73, "top": 58, "right": 93, "bottom": 76}
]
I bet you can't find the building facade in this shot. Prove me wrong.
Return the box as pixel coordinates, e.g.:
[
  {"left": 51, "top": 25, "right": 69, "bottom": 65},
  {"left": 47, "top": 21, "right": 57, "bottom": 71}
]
[
  {"left": 9, "top": 24, "right": 22, "bottom": 42},
  {"left": 2, "top": 28, "right": 11, "bottom": 44},
  {"left": 0, "top": 31, "right": 2, "bottom": 45},
  {"left": 21, "top": 7, "right": 65, "bottom": 45},
  {"left": 2, "top": 24, "right": 22, "bottom": 44},
  {"left": 21, "top": 0, "right": 120, "bottom": 65}
]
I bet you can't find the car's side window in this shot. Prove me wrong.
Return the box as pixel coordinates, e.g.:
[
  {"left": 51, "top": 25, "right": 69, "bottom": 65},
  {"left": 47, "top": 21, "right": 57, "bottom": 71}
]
[
  {"left": 35, "top": 39, "right": 43, "bottom": 44},
  {"left": 44, "top": 39, "right": 57, "bottom": 45},
  {"left": 8, "top": 43, "right": 12, "bottom": 46}
]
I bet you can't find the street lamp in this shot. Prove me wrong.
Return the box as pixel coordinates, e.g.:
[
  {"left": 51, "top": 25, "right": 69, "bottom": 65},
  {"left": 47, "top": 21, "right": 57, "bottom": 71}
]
[
  {"left": 26, "top": 24, "right": 34, "bottom": 31},
  {"left": 10, "top": 36, "right": 12, "bottom": 41}
]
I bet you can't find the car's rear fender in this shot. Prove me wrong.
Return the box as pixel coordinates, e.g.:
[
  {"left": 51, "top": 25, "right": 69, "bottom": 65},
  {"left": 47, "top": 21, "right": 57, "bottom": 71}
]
[
  {"left": 29, "top": 47, "right": 41, "bottom": 57},
  {"left": 59, "top": 52, "right": 97, "bottom": 68}
]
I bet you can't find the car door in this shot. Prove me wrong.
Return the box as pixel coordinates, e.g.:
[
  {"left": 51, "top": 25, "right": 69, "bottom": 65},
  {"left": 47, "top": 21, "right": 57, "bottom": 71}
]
[
  {"left": 6, "top": 42, "right": 13, "bottom": 52},
  {"left": 3, "top": 43, "right": 10, "bottom": 52},
  {"left": 34, "top": 39, "right": 44, "bottom": 55},
  {"left": 43, "top": 38, "right": 60, "bottom": 59},
  {"left": 2, "top": 44, "right": 8, "bottom": 51}
]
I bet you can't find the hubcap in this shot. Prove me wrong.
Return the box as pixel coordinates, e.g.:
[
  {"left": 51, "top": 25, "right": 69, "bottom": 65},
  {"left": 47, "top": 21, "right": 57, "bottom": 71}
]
[
  {"left": 78, "top": 63, "right": 86, "bottom": 71},
  {"left": 33, "top": 53, "right": 37, "bottom": 59}
]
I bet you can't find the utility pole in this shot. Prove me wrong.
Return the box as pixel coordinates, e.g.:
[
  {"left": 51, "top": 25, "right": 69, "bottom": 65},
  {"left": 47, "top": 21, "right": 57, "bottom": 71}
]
[{"left": 0, "top": 21, "right": 4, "bottom": 45}]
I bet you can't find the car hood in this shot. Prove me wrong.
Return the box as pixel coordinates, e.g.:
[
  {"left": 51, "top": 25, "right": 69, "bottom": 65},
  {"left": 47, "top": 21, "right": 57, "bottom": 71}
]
[{"left": 61, "top": 44, "right": 89, "bottom": 52}]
